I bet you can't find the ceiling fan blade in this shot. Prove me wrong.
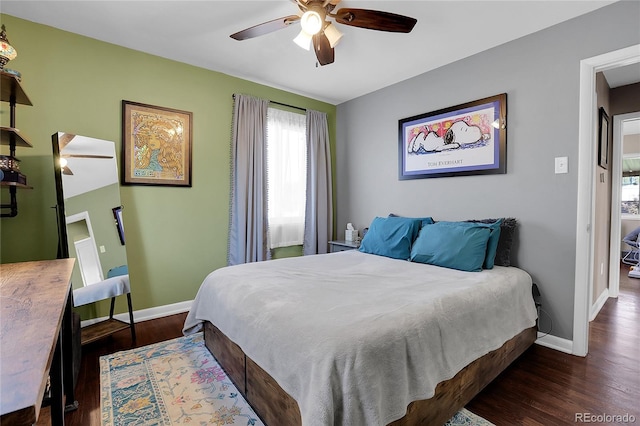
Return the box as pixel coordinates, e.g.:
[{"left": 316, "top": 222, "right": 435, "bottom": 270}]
[
  {"left": 298, "top": 0, "right": 341, "bottom": 5},
  {"left": 334, "top": 8, "right": 417, "bottom": 33},
  {"left": 230, "top": 15, "right": 300, "bottom": 40},
  {"left": 313, "top": 32, "right": 334, "bottom": 66},
  {"left": 58, "top": 133, "right": 76, "bottom": 150},
  {"left": 61, "top": 154, "right": 114, "bottom": 159}
]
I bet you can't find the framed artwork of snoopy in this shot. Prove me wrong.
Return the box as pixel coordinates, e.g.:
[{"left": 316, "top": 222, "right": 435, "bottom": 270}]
[{"left": 398, "top": 93, "right": 507, "bottom": 180}]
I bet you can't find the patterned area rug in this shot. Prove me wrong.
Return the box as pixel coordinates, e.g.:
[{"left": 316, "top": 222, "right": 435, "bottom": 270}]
[{"left": 100, "top": 333, "right": 494, "bottom": 426}]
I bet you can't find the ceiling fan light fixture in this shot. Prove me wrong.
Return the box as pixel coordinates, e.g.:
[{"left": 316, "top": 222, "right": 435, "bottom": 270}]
[
  {"left": 300, "top": 10, "right": 323, "bottom": 35},
  {"left": 324, "top": 23, "right": 343, "bottom": 48},
  {"left": 293, "top": 30, "right": 312, "bottom": 50}
]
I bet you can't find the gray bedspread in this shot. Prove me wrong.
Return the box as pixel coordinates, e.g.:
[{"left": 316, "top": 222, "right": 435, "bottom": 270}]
[{"left": 183, "top": 251, "right": 537, "bottom": 425}]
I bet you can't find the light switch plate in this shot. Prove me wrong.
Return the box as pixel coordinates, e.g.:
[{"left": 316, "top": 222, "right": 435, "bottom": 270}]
[{"left": 555, "top": 156, "right": 568, "bottom": 174}]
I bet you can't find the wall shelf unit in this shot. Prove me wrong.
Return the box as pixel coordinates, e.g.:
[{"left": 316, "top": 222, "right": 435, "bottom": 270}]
[{"left": 1, "top": 71, "right": 33, "bottom": 217}]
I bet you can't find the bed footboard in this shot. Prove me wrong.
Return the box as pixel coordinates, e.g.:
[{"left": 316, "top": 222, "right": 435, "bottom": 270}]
[
  {"left": 203, "top": 322, "right": 301, "bottom": 425},
  {"left": 204, "top": 322, "right": 536, "bottom": 426},
  {"left": 389, "top": 325, "right": 536, "bottom": 425},
  {"left": 204, "top": 322, "right": 247, "bottom": 395}
]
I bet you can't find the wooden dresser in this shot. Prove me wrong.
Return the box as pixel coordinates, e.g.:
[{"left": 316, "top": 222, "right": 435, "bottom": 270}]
[{"left": 0, "top": 259, "right": 75, "bottom": 425}]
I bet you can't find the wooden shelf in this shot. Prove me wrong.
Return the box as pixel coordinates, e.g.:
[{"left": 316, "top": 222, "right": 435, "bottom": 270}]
[
  {"left": 80, "top": 318, "right": 132, "bottom": 345},
  {"left": 1, "top": 70, "right": 33, "bottom": 218},
  {"left": 1, "top": 126, "right": 33, "bottom": 147},
  {"left": 0, "top": 72, "right": 32, "bottom": 106},
  {"left": 1, "top": 181, "right": 33, "bottom": 189}
]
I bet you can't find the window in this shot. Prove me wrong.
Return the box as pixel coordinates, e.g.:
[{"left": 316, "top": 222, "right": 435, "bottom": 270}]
[
  {"left": 622, "top": 155, "right": 640, "bottom": 216},
  {"left": 622, "top": 175, "right": 640, "bottom": 215},
  {"left": 267, "top": 108, "right": 307, "bottom": 249}
]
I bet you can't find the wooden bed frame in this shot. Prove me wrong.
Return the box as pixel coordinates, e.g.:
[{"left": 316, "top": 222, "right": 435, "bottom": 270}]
[{"left": 204, "top": 321, "right": 536, "bottom": 425}]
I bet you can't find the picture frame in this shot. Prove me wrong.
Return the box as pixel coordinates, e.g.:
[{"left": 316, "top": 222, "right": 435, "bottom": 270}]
[
  {"left": 122, "top": 100, "right": 193, "bottom": 186},
  {"left": 398, "top": 93, "right": 507, "bottom": 180},
  {"left": 598, "top": 107, "right": 609, "bottom": 170},
  {"left": 112, "top": 206, "right": 125, "bottom": 245}
]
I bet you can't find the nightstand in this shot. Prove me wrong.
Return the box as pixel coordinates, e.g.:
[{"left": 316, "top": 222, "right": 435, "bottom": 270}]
[{"left": 329, "top": 240, "right": 360, "bottom": 253}]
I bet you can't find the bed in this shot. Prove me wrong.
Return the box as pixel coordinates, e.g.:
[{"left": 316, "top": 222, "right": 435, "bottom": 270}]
[{"left": 184, "top": 216, "right": 538, "bottom": 425}]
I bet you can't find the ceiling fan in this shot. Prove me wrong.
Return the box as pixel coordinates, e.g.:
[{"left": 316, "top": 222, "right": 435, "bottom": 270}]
[
  {"left": 58, "top": 133, "right": 113, "bottom": 176},
  {"left": 230, "top": 0, "right": 418, "bottom": 66}
]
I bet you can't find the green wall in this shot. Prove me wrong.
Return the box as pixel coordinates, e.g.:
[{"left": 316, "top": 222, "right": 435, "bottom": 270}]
[{"left": 0, "top": 14, "right": 336, "bottom": 319}]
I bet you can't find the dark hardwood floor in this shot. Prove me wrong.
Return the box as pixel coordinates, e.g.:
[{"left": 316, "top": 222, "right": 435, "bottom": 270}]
[
  {"left": 62, "top": 266, "right": 639, "bottom": 426},
  {"left": 468, "top": 263, "right": 640, "bottom": 425}
]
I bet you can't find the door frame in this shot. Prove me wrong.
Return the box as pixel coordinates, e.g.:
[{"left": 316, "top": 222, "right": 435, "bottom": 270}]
[
  {"left": 609, "top": 111, "right": 640, "bottom": 300},
  {"left": 66, "top": 211, "right": 105, "bottom": 286},
  {"left": 574, "top": 44, "right": 640, "bottom": 356}
]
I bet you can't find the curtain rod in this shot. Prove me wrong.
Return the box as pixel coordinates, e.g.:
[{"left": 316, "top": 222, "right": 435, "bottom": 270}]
[
  {"left": 271, "top": 100, "right": 306, "bottom": 112},
  {"left": 232, "top": 94, "right": 306, "bottom": 112}
]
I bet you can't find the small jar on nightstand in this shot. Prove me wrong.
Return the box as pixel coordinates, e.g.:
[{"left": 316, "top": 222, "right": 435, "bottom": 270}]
[{"left": 328, "top": 240, "right": 360, "bottom": 253}]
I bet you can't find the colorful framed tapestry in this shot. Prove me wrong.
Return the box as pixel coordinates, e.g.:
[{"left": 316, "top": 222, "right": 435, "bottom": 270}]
[
  {"left": 398, "top": 93, "right": 507, "bottom": 180},
  {"left": 122, "top": 100, "right": 193, "bottom": 186}
]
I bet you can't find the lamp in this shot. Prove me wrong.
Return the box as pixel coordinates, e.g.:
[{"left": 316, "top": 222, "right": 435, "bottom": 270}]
[
  {"left": 324, "top": 23, "right": 343, "bottom": 48},
  {"left": 294, "top": 30, "right": 313, "bottom": 50},
  {"left": 0, "top": 25, "right": 17, "bottom": 70},
  {"left": 491, "top": 118, "right": 506, "bottom": 129},
  {"left": 59, "top": 157, "right": 73, "bottom": 176},
  {"left": 300, "top": 10, "right": 323, "bottom": 35}
]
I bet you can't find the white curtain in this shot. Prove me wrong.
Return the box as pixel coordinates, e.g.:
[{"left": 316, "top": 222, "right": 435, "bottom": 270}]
[
  {"left": 267, "top": 108, "right": 307, "bottom": 249},
  {"left": 303, "top": 110, "right": 333, "bottom": 255},
  {"left": 228, "top": 94, "right": 270, "bottom": 265}
]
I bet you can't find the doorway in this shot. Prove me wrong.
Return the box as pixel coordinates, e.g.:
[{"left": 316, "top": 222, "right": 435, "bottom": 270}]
[
  {"left": 575, "top": 44, "right": 640, "bottom": 356},
  {"left": 609, "top": 112, "right": 640, "bottom": 300},
  {"left": 66, "top": 211, "right": 105, "bottom": 286}
]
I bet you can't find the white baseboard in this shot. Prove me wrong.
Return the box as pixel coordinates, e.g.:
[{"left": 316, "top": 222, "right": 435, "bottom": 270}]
[
  {"left": 80, "top": 300, "right": 193, "bottom": 328},
  {"left": 535, "top": 332, "right": 574, "bottom": 354},
  {"left": 589, "top": 288, "right": 609, "bottom": 322}
]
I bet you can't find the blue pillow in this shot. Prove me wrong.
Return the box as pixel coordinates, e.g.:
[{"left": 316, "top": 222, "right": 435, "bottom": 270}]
[
  {"left": 410, "top": 222, "right": 492, "bottom": 272},
  {"left": 465, "top": 218, "right": 516, "bottom": 266},
  {"left": 359, "top": 216, "right": 421, "bottom": 260},
  {"left": 107, "top": 265, "right": 129, "bottom": 278},
  {"left": 469, "top": 219, "right": 502, "bottom": 269},
  {"left": 388, "top": 213, "right": 434, "bottom": 228}
]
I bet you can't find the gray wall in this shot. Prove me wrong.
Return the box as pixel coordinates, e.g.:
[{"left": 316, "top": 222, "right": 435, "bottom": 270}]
[{"left": 335, "top": 1, "right": 640, "bottom": 341}]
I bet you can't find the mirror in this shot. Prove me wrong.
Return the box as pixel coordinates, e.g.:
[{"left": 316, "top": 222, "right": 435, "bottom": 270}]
[{"left": 52, "top": 132, "right": 134, "bottom": 342}]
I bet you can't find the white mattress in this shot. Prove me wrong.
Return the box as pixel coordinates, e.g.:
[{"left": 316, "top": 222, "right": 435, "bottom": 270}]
[{"left": 184, "top": 250, "right": 537, "bottom": 426}]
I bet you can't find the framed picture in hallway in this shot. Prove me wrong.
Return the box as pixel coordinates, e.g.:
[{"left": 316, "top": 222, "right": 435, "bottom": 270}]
[
  {"left": 112, "top": 206, "right": 125, "bottom": 245},
  {"left": 598, "top": 107, "right": 609, "bottom": 169}
]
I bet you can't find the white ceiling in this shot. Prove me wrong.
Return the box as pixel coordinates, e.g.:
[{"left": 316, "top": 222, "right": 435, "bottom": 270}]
[
  {"left": 624, "top": 119, "right": 640, "bottom": 136},
  {"left": 1, "top": 1, "right": 620, "bottom": 105},
  {"left": 603, "top": 63, "right": 640, "bottom": 88},
  {"left": 59, "top": 133, "right": 118, "bottom": 199}
]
